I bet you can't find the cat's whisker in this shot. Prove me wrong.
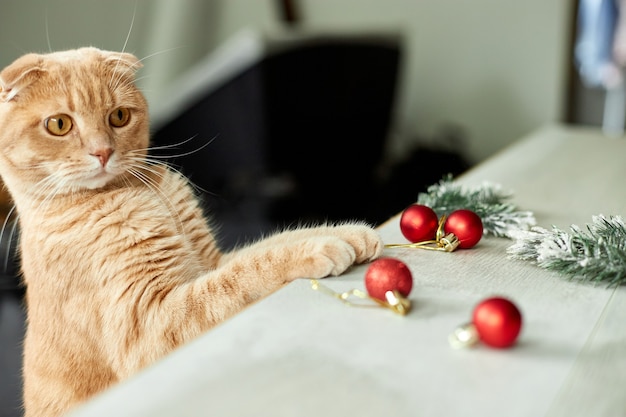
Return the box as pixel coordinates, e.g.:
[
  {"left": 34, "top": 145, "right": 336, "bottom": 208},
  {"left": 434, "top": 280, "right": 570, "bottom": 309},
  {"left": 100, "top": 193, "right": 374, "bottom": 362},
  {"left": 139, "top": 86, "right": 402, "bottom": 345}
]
[
  {"left": 32, "top": 183, "right": 60, "bottom": 214},
  {"left": 127, "top": 166, "right": 186, "bottom": 235},
  {"left": 29, "top": 172, "right": 70, "bottom": 214},
  {"left": 129, "top": 170, "right": 185, "bottom": 236},
  {"left": 127, "top": 134, "right": 218, "bottom": 192},
  {"left": 110, "top": 70, "right": 136, "bottom": 99},
  {"left": 113, "top": 76, "right": 144, "bottom": 97},
  {"left": 119, "top": 173, "right": 135, "bottom": 190},
  {"left": 130, "top": 75, "right": 151, "bottom": 85},
  {"left": 126, "top": 162, "right": 177, "bottom": 193},
  {"left": 126, "top": 156, "right": 212, "bottom": 197},
  {"left": 127, "top": 160, "right": 197, "bottom": 195},
  {"left": 124, "top": 153, "right": 174, "bottom": 174},
  {"left": 3, "top": 214, "right": 19, "bottom": 274},
  {"left": 44, "top": 7, "right": 53, "bottom": 53},
  {"left": 137, "top": 47, "right": 188, "bottom": 67},
  {"left": 109, "top": 62, "right": 141, "bottom": 95},
  {"left": 120, "top": 1, "right": 137, "bottom": 55},
  {"left": 0, "top": 205, "right": 19, "bottom": 274},
  {"left": 29, "top": 174, "right": 57, "bottom": 202},
  {"left": 126, "top": 161, "right": 169, "bottom": 183},
  {"left": 141, "top": 135, "right": 203, "bottom": 153},
  {"left": 19, "top": 160, "right": 58, "bottom": 170},
  {"left": 109, "top": 2, "right": 138, "bottom": 92},
  {"left": 147, "top": 136, "right": 217, "bottom": 160}
]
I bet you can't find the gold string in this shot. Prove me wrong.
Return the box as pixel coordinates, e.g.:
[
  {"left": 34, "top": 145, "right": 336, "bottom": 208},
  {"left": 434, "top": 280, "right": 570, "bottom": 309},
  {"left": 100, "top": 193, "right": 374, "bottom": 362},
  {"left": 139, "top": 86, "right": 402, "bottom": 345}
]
[
  {"left": 310, "top": 279, "right": 411, "bottom": 316},
  {"left": 384, "top": 214, "right": 460, "bottom": 252},
  {"left": 384, "top": 240, "right": 440, "bottom": 249},
  {"left": 436, "top": 214, "right": 447, "bottom": 241}
]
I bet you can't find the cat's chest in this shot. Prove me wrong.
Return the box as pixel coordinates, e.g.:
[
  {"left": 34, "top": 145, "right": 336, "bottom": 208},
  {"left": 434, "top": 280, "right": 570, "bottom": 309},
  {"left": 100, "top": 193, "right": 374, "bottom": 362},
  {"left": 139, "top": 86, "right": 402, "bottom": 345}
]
[
  {"left": 21, "top": 191, "right": 197, "bottom": 270},
  {"left": 21, "top": 221, "right": 204, "bottom": 294}
]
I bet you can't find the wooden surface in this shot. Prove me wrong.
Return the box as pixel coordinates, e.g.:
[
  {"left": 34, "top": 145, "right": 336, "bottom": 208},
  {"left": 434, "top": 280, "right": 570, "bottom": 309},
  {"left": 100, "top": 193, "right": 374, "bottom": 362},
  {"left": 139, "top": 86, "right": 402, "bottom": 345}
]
[{"left": 69, "top": 124, "right": 626, "bottom": 417}]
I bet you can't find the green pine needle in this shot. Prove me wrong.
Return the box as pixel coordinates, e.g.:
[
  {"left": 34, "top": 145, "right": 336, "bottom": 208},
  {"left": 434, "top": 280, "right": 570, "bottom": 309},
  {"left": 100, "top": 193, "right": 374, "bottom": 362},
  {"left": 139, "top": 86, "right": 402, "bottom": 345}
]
[
  {"left": 416, "top": 175, "right": 536, "bottom": 237},
  {"left": 508, "top": 215, "right": 626, "bottom": 286}
]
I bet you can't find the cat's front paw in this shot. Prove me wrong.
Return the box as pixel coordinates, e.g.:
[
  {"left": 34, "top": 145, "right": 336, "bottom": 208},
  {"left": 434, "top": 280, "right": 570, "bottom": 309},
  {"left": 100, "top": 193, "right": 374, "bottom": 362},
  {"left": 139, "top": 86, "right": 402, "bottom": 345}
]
[
  {"left": 299, "top": 236, "right": 359, "bottom": 278},
  {"left": 300, "top": 225, "right": 383, "bottom": 279},
  {"left": 333, "top": 223, "right": 384, "bottom": 263}
]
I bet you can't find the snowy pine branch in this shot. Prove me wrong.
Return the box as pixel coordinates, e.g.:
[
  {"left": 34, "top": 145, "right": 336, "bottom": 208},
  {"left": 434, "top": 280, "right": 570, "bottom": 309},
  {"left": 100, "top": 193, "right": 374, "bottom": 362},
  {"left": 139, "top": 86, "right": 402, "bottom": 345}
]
[
  {"left": 507, "top": 215, "right": 626, "bottom": 286},
  {"left": 417, "top": 175, "right": 536, "bottom": 237}
]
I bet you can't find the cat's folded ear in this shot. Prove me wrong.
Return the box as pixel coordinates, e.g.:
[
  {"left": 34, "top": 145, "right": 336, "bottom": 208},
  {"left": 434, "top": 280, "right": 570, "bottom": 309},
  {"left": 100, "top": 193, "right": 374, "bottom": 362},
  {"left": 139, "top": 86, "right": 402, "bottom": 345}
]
[
  {"left": 103, "top": 51, "right": 143, "bottom": 78},
  {"left": 0, "top": 53, "right": 45, "bottom": 101}
]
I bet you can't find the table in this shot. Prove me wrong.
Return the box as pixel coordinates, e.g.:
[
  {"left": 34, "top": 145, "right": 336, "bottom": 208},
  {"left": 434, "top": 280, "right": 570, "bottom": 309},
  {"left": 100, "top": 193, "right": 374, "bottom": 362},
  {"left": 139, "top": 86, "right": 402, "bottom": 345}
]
[{"left": 69, "top": 124, "right": 626, "bottom": 417}]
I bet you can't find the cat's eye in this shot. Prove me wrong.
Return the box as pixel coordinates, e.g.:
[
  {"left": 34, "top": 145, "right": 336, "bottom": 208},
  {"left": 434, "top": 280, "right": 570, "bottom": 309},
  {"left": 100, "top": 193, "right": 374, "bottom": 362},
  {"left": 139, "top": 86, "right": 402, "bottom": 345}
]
[
  {"left": 109, "top": 107, "right": 131, "bottom": 128},
  {"left": 44, "top": 114, "right": 73, "bottom": 136}
]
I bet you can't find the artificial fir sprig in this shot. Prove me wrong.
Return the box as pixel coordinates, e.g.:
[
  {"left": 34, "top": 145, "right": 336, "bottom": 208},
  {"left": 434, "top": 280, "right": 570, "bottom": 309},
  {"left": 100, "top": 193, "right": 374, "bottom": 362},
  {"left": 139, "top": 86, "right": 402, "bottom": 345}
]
[
  {"left": 417, "top": 175, "right": 536, "bottom": 237},
  {"left": 507, "top": 215, "right": 626, "bottom": 286}
]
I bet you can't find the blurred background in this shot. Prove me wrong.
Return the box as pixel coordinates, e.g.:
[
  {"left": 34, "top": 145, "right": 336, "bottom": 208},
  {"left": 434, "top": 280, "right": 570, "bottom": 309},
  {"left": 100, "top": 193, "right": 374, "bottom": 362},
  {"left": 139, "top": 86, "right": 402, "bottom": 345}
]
[
  {"left": 0, "top": 0, "right": 584, "bottom": 239},
  {"left": 0, "top": 0, "right": 576, "bottom": 163},
  {"left": 0, "top": 0, "right": 593, "bottom": 240},
  {"left": 0, "top": 0, "right": 618, "bottom": 415}
]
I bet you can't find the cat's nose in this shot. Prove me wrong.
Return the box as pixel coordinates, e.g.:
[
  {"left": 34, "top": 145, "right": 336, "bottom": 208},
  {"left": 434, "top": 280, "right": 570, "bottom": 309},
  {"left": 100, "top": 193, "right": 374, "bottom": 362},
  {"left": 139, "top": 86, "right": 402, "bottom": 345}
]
[{"left": 91, "top": 148, "right": 113, "bottom": 167}]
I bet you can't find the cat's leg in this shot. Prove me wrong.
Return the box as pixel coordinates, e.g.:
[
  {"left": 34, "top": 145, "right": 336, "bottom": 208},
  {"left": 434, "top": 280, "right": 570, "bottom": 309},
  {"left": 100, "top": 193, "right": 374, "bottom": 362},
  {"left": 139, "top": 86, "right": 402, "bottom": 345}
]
[
  {"left": 221, "top": 225, "right": 383, "bottom": 280},
  {"left": 109, "top": 224, "right": 382, "bottom": 377},
  {"left": 221, "top": 222, "right": 382, "bottom": 266}
]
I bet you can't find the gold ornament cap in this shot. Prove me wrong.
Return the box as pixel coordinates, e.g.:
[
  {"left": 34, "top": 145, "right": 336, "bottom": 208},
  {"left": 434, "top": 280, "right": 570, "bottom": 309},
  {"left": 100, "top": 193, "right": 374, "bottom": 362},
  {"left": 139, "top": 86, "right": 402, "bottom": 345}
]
[
  {"left": 448, "top": 322, "right": 480, "bottom": 349},
  {"left": 439, "top": 233, "right": 460, "bottom": 252}
]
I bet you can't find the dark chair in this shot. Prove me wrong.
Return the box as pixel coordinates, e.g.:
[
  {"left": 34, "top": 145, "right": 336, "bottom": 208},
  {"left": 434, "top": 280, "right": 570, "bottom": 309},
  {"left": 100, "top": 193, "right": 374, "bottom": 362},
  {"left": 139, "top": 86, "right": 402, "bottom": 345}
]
[{"left": 151, "top": 31, "right": 403, "bottom": 248}]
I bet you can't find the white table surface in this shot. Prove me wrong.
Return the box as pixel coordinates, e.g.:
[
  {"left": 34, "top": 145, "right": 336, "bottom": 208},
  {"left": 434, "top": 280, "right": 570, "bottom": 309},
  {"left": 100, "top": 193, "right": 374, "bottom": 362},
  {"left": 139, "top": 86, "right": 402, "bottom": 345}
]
[{"left": 69, "top": 124, "right": 626, "bottom": 417}]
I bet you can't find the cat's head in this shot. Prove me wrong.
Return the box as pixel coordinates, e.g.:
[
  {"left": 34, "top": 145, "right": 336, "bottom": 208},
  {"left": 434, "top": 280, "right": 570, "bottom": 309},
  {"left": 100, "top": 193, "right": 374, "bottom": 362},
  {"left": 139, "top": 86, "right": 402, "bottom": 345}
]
[{"left": 0, "top": 47, "right": 149, "bottom": 202}]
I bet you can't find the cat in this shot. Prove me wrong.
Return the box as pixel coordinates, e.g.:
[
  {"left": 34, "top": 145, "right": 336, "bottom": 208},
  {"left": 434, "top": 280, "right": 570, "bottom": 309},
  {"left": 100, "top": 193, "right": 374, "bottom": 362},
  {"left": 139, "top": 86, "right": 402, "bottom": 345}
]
[{"left": 0, "top": 47, "right": 383, "bottom": 417}]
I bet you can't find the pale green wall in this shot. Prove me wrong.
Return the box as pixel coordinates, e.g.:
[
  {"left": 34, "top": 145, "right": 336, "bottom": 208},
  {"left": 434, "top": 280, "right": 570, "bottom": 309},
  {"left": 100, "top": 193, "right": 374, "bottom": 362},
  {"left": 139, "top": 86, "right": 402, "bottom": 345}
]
[
  {"left": 0, "top": 0, "right": 150, "bottom": 62},
  {"left": 0, "top": 0, "right": 574, "bottom": 164},
  {"left": 297, "top": 0, "right": 574, "bottom": 163}
]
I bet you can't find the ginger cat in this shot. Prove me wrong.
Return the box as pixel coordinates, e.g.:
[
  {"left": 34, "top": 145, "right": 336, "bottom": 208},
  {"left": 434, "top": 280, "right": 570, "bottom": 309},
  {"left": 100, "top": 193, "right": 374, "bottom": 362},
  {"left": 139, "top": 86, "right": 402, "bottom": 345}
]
[{"left": 0, "top": 48, "right": 383, "bottom": 417}]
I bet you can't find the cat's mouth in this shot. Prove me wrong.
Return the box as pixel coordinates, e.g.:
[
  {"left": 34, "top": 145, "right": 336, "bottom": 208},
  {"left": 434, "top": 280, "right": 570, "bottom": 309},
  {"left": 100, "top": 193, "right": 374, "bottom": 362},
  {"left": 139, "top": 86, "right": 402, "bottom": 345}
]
[
  {"left": 81, "top": 172, "right": 117, "bottom": 189},
  {"left": 77, "top": 165, "right": 122, "bottom": 190}
]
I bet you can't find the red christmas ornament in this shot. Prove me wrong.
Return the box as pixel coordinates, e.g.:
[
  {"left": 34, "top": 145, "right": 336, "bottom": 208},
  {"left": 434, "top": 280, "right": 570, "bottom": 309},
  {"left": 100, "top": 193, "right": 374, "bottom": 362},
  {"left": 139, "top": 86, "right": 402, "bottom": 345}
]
[
  {"left": 472, "top": 297, "right": 522, "bottom": 348},
  {"left": 443, "top": 209, "right": 483, "bottom": 249},
  {"left": 400, "top": 204, "right": 439, "bottom": 243},
  {"left": 364, "top": 257, "right": 413, "bottom": 302}
]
